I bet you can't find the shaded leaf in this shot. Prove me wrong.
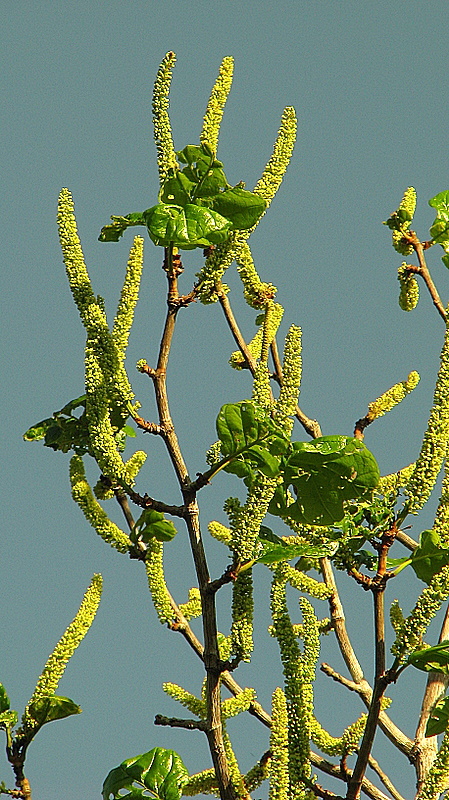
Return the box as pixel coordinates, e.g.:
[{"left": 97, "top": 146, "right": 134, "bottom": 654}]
[
  {"left": 426, "top": 696, "right": 449, "bottom": 737},
  {"left": 99, "top": 213, "right": 146, "bottom": 242},
  {"left": 429, "top": 191, "right": 449, "bottom": 250},
  {"left": 0, "top": 710, "right": 18, "bottom": 729},
  {"left": 410, "top": 530, "right": 449, "bottom": 584},
  {"left": 28, "top": 695, "right": 81, "bottom": 726},
  {"left": 215, "top": 401, "right": 288, "bottom": 479},
  {"left": 102, "top": 748, "right": 189, "bottom": 800},
  {"left": 258, "top": 525, "right": 287, "bottom": 547}
]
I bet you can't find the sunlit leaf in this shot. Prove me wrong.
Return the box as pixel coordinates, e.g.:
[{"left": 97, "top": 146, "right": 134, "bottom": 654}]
[
  {"left": 28, "top": 695, "right": 81, "bottom": 726},
  {"left": 272, "top": 436, "right": 379, "bottom": 526},
  {"left": 410, "top": 530, "right": 449, "bottom": 584},
  {"left": 130, "top": 509, "right": 177, "bottom": 544},
  {"left": 408, "top": 641, "right": 449, "bottom": 674},
  {"left": 143, "top": 203, "right": 232, "bottom": 249},
  {"left": 102, "top": 748, "right": 189, "bottom": 800},
  {"left": 212, "top": 186, "right": 266, "bottom": 230}
]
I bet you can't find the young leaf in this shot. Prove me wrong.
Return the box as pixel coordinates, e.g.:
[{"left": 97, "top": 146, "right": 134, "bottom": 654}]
[
  {"left": 28, "top": 695, "right": 82, "bottom": 726},
  {"left": 131, "top": 509, "right": 177, "bottom": 544},
  {"left": 407, "top": 641, "right": 449, "bottom": 674},
  {"left": 258, "top": 525, "right": 287, "bottom": 547},
  {"left": 277, "top": 436, "right": 380, "bottom": 526},
  {"left": 429, "top": 191, "right": 449, "bottom": 249},
  {"left": 410, "top": 529, "right": 449, "bottom": 583},
  {"left": 0, "top": 710, "right": 18, "bottom": 729},
  {"left": 215, "top": 401, "right": 288, "bottom": 479},
  {"left": 102, "top": 748, "right": 189, "bottom": 800},
  {"left": 426, "top": 696, "right": 449, "bottom": 737},
  {"left": 99, "top": 213, "right": 147, "bottom": 242}
]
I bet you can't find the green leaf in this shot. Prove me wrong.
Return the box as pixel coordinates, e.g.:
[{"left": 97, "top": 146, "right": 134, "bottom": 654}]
[
  {"left": 130, "top": 510, "right": 177, "bottom": 544},
  {"left": 215, "top": 401, "right": 288, "bottom": 479},
  {"left": 28, "top": 695, "right": 82, "bottom": 726},
  {"left": 102, "top": 748, "right": 189, "bottom": 800},
  {"left": 99, "top": 213, "right": 147, "bottom": 242},
  {"left": 276, "top": 436, "right": 380, "bottom": 526},
  {"left": 426, "top": 696, "right": 449, "bottom": 736},
  {"left": 160, "top": 171, "right": 196, "bottom": 207},
  {"left": 409, "top": 530, "right": 449, "bottom": 583},
  {"left": 0, "top": 684, "right": 10, "bottom": 714},
  {"left": 429, "top": 192, "right": 449, "bottom": 250},
  {"left": 143, "top": 203, "right": 232, "bottom": 249},
  {"left": 211, "top": 186, "right": 267, "bottom": 230},
  {"left": 253, "top": 540, "right": 338, "bottom": 567},
  {"left": 258, "top": 525, "right": 287, "bottom": 547},
  {"left": 408, "top": 641, "right": 449, "bottom": 674}
]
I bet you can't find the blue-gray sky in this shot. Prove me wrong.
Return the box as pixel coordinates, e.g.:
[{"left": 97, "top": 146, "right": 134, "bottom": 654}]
[{"left": 3, "top": 2, "right": 449, "bottom": 798}]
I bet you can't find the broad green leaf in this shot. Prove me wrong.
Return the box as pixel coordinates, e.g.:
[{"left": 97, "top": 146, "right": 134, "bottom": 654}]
[
  {"left": 176, "top": 144, "right": 228, "bottom": 198},
  {"left": 276, "top": 436, "right": 379, "bottom": 526},
  {"left": 143, "top": 203, "right": 232, "bottom": 249},
  {"left": 426, "top": 696, "right": 449, "bottom": 736},
  {"left": 0, "top": 685, "right": 10, "bottom": 714},
  {"left": 253, "top": 540, "right": 338, "bottom": 567},
  {"left": 215, "top": 401, "right": 288, "bottom": 480},
  {"left": 0, "top": 709, "right": 18, "bottom": 729},
  {"left": 102, "top": 748, "right": 189, "bottom": 800},
  {"left": 429, "top": 192, "right": 449, "bottom": 250},
  {"left": 410, "top": 530, "right": 449, "bottom": 583},
  {"left": 99, "top": 213, "right": 147, "bottom": 242},
  {"left": 258, "top": 525, "right": 287, "bottom": 547},
  {"left": 131, "top": 510, "right": 177, "bottom": 544},
  {"left": 408, "top": 641, "right": 449, "bottom": 674},
  {"left": 160, "top": 172, "right": 196, "bottom": 206},
  {"left": 211, "top": 186, "right": 267, "bottom": 230},
  {"left": 28, "top": 695, "right": 81, "bottom": 726}
]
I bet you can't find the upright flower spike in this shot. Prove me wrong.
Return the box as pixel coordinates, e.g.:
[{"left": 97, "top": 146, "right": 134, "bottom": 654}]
[
  {"left": 433, "top": 460, "right": 449, "bottom": 546},
  {"left": 200, "top": 56, "right": 234, "bottom": 153},
  {"left": 69, "top": 455, "right": 132, "bottom": 553},
  {"left": 367, "top": 371, "right": 420, "bottom": 422},
  {"left": 417, "top": 731, "right": 449, "bottom": 800},
  {"left": 152, "top": 51, "right": 178, "bottom": 186},
  {"left": 391, "top": 566, "right": 449, "bottom": 661},
  {"left": 21, "top": 574, "right": 102, "bottom": 733},
  {"left": 275, "top": 325, "right": 302, "bottom": 433},
  {"left": 253, "top": 107, "right": 297, "bottom": 211},
  {"left": 269, "top": 687, "right": 289, "bottom": 800},
  {"left": 405, "top": 318, "right": 449, "bottom": 513},
  {"left": 235, "top": 242, "right": 277, "bottom": 309},
  {"left": 384, "top": 187, "right": 417, "bottom": 256},
  {"left": 112, "top": 236, "right": 145, "bottom": 363}
]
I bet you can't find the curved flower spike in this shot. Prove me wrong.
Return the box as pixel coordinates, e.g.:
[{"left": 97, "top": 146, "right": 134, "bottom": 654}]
[
  {"left": 152, "top": 51, "right": 178, "bottom": 185},
  {"left": 200, "top": 56, "right": 234, "bottom": 153}
]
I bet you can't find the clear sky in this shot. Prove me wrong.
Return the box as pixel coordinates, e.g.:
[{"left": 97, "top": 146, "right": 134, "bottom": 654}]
[{"left": 3, "top": 2, "right": 449, "bottom": 798}]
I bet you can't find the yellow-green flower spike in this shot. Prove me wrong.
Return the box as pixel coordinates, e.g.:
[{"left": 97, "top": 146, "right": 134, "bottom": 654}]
[
  {"left": 69, "top": 456, "right": 131, "bottom": 553},
  {"left": 162, "top": 682, "right": 206, "bottom": 718},
  {"left": 152, "top": 51, "right": 178, "bottom": 186},
  {"left": 310, "top": 713, "right": 366, "bottom": 757},
  {"left": 58, "top": 188, "right": 97, "bottom": 323},
  {"left": 235, "top": 243, "right": 278, "bottom": 309},
  {"left": 433, "top": 460, "right": 449, "bottom": 546},
  {"left": 253, "top": 107, "right": 297, "bottom": 211},
  {"left": 182, "top": 770, "right": 218, "bottom": 797},
  {"left": 367, "top": 371, "right": 420, "bottom": 422},
  {"left": 178, "top": 587, "right": 202, "bottom": 620},
  {"left": 221, "top": 688, "right": 256, "bottom": 719},
  {"left": 22, "top": 574, "right": 102, "bottom": 731},
  {"left": 405, "top": 319, "right": 449, "bottom": 513},
  {"left": 389, "top": 599, "right": 405, "bottom": 636},
  {"left": 398, "top": 263, "right": 419, "bottom": 311},
  {"left": 385, "top": 187, "right": 417, "bottom": 255},
  {"left": 391, "top": 566, "right": 449, "bottom": 661},
  {"left": 208, "top": 520, "right": 232, "bottom": 546},
  {"left": 275, "top": 325, "right": 302, "bottom": 432},
  {"left": 231, "top": 571, "right": 254, "bottom": 662},
  {"left": 417, "top": 731, "right": 449, "bottom": 800},
  {"left": 124, "top": 449, "right": 147, "bottom": 483},
  {"left": 200, "top": 56, "right": 234, "bottom": 153},
  {"left": 269, "top": 687, "right": 289, "bottom": 800},
  {"left": 377, "top": 462, "right": 415, "bottom": 495},
  {"left": 244, "top": 755, "right": 270, "bottom": 793},
  {"left": 145, "top": 540, "right": 174, "bottom": 626},
  {"left": 112, "top": 236, "right": 144, "bottom": 362},
  {"left": 222, "top": 726, "right": 247, "bottom": 800},
  {"left": 252, "top": 363, "right": 272, "bottom": 410}
]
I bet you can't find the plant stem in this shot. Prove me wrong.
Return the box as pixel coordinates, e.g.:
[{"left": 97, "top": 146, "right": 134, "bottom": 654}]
[
  {"left": 146, "top": 250, "right": 236, "bottom": 800},
  {"left": 407, "top": 233, "right": 447, "bottom": 322}
]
